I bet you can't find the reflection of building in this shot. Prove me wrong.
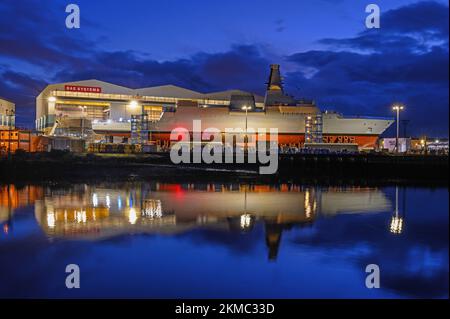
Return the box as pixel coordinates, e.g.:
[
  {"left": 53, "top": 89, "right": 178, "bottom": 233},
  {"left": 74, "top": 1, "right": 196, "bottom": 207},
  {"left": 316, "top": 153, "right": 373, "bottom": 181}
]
[
  {"left": 0, "top": 185, "right": 43, "bottom": 234},
  {"left": 26, "top": 183, "right": 392, "bottom": 259}
]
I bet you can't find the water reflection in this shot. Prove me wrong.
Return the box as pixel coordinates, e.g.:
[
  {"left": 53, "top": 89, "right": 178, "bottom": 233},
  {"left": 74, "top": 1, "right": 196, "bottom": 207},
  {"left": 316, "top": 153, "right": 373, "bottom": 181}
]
[
  {"left": 0, "top": 184, "right": 43, "bottom": 234},
  {"left": 0, "top": 183, "right": 447, "bottom": 298},
  {"left": 390, "top": 187, "right": 405, "bottom": 234},
  {"left": 2, "top": 183, "right": 393, "bottom": 260}
]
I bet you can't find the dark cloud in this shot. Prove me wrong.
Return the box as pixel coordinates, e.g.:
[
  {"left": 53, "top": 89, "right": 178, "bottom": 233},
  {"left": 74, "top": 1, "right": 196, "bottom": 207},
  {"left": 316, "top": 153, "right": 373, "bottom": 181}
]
[
  {"left": 383, "top": 0, "right": 449, "bottom": 36},
  {"left": 320, "top": 1, "right": 449, "bottom": 52},
  {"left": 286, "top": 1, "right": 449, "bottom": 136}
]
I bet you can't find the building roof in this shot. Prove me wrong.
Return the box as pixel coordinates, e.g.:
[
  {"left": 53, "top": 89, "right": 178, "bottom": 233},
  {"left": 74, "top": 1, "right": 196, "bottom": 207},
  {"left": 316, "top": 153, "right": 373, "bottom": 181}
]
[
  {"left": 0, "top": 97, "right": 15, "bottom": 104},
  {"left": 37, "top": 79, "right": 262, "bottom": 102},
  {"left": 135, "top": 85, "right": 204, "bottom": 99}
]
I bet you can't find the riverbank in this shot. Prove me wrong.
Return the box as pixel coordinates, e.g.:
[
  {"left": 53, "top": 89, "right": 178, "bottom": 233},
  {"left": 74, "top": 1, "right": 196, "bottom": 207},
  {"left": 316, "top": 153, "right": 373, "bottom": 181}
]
[{"left": 0, "top": 151, "right": 448, "bottom": 186}]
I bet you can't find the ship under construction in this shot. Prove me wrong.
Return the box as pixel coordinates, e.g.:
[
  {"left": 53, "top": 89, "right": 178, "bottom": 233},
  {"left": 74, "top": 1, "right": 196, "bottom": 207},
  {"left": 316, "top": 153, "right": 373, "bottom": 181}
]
[{"left": 35, "top": 64, "right": 394, "bottom": 150}]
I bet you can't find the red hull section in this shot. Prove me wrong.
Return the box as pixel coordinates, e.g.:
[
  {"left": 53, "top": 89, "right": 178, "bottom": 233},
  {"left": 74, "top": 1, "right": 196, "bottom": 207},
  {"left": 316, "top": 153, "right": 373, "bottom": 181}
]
[{"left": 148, "top": 132, "right": 380, "bottom": 149}]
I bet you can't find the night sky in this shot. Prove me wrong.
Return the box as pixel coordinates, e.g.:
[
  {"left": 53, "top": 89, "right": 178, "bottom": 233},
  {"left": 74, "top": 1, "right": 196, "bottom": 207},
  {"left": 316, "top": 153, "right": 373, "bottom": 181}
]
[{"left": 0, "top": 0, "right": 448, "bottom": 137}]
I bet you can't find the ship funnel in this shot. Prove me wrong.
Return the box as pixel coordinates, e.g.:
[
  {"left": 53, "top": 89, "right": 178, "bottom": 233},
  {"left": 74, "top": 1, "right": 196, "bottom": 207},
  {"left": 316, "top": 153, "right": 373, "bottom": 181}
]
[
  {"left": 266, "top": 64, "right": 283, "bottom": 92},
  {"left": 264, "top": 64, "right": 296, "bottom": 106}
]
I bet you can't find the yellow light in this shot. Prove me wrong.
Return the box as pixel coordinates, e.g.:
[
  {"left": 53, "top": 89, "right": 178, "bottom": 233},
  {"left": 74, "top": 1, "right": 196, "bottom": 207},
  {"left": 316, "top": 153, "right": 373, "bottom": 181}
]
[
  {"left": 129, "top": 100, "right": 138, "bottom": 108},
  {"left": 56, "top": 100, "right": 109, "bottom": 107},
  {"left": 48, "top": 96, "right": 56, "bottom": 102},
  {"left": 392, "top": 104, "right": 405, "bottom": 111}
]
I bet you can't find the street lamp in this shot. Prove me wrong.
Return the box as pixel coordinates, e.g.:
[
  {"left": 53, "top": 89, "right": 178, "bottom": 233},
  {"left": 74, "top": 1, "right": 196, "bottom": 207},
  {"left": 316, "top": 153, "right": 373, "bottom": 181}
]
[
  {"left": 6, "top": 109, "right": 15, "bottom": 160},
  {"left": 241, "top": 105, "right": 251, "bottom": 151},
  {"left": 241, "top": 105, "right": 251, "bottom": 132},
  {"left": 392, "top": 104, "right": 404, "bottom": 153}
]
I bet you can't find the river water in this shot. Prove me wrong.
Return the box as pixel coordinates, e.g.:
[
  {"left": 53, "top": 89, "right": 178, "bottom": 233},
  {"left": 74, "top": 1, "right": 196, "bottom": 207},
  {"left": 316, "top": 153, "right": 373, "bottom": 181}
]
[{"left": 0, "top": 182, "right": 448, "bottom": 298}]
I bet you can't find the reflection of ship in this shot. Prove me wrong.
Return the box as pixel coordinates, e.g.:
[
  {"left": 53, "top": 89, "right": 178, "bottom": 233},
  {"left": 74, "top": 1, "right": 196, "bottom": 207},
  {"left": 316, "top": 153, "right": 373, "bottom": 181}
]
[{"left": 28, "top": 183, "right": 392, "bottom": 259}]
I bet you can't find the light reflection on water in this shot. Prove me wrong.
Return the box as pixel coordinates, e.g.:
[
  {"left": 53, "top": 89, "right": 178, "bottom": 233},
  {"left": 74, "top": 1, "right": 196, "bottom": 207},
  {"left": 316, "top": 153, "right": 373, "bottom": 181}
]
[{"left": 0, "top": 183, "right": 448, "bottom": 298}]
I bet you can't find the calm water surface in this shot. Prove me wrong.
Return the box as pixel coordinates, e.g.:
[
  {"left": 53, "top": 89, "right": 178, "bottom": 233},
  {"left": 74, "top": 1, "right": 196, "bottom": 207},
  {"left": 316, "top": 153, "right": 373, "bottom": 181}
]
[{"left": 0, "top": 182, "right": 448, "bottom": 298}]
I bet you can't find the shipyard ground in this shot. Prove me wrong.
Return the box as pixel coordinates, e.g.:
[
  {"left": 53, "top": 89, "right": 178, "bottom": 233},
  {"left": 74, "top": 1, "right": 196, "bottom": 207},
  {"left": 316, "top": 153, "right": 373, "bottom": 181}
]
[{"left": 0, "top": 151, "right": 448, "bottom": 186}]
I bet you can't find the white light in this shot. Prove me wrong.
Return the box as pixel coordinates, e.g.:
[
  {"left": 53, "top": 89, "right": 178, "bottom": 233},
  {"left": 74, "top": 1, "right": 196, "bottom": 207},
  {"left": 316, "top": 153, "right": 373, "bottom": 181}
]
[
  {"left": 76, "top": 210, "right": 87, "bottom": 223},
  {"left": 142, "top": 200, "right": 162, "bottom": 218},
  {"left": 390, "top": 216, "right": 403, "bottom": 234},
  {"left": 92, "top": 193, "right": 98, "bottom": 207},
  {"left": 106, "top": 195, "right": 111, "bottom": 208},
  {"left": 119, "top": 117, "right": 123, "bottom": 122},
  {"left": 47, "top": 212, "right": 56, "bottom": 228},
  {"left": 129, "top": 100, "right": 138, "bottom": 108},
  {"left": 435, "top": 139, "right": 439, "bottom": 143},
  {"left": 48, "top": 96, "right": 56, "bottom": 102},
  {"left": 129, "top": 208, "right": 138, "bottom": 225},
  {"left": 240, "top": 214, "right": 252, "bottom": 229}
]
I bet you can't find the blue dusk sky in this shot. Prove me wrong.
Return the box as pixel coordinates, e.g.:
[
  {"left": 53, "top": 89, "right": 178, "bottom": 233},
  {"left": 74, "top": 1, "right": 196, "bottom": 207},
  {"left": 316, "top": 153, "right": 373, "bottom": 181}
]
[{"left": 0, "top": 0, "right": 448, "bottom": 136}]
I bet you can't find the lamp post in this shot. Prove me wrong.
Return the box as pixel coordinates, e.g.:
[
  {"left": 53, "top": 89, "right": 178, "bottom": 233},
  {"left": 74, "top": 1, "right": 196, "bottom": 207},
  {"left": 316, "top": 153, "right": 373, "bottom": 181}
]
[
  {"left": 392, "top": 104, "right": 404, "bottom": 153},
  {"left": 6, "top": 109, "right": 14, "bottom": 160},
  {"left": 80, "top": 106, "right": 87, "bottom": 139},
  {"left": 241, "top": 105, "right": 251, "bottom": 151},
  {"left": 241, "top": 105, "right": 251, "bottom": 131}
]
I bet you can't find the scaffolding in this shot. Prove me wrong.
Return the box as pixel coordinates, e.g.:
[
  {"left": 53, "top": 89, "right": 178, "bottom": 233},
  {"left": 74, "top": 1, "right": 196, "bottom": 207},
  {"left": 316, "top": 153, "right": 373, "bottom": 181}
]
[
  {"left": 304, "top": 113, "right": 323, "bottom": 144},
  {"left": 131, "top": 114, "right": 149, "bottom": 145},
  {"left": 130, "top": 107, "right": 163, "bottom": 146}
]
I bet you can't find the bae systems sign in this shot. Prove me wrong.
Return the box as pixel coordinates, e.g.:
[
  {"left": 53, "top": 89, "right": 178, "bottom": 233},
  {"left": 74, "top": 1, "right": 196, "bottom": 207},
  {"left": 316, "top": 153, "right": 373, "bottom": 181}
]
[{"left": 64, "top": 85, "right": 102, "bottom": 93}]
